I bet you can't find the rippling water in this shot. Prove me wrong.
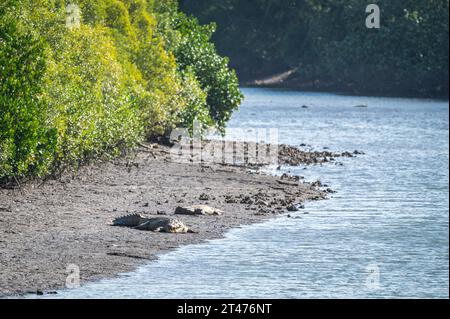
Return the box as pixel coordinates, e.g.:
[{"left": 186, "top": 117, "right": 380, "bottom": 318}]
[{"left": 37, "top": 88, "right": 449, "bottom": 299}]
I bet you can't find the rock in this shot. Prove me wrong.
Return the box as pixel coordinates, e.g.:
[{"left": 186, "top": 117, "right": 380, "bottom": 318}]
[
  {"left": 287, "top": 203, "right": 305, "bottom": 212},
  {"left": 254, "top": 212, "right": 266, "bottom": 216},
  {"left": 175, "top": 205, "right": 224, "bottom": 216},
  {"left": 255, "top": 200, "right": 269, "bottom": 206},
  {"left": 240, "top": 196, "right": 254, "bottom": 205},
  {"left": 311, "top": 180, "right": 322, "bottom": 188},
  {"left": 281, "top": 173, "right": 300, "bottom": 182},
  {"left": 224, "top": 195, "right": 238, "bottom": 204},
  {"left": 341, "top": 152, "right": 354, "bottom": 157},
  {"left": 199, "top": 193, "right": 210, "bottom": 201}
]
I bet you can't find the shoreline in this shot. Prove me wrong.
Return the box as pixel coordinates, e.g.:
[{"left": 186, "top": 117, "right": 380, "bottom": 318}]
[
  {"left": 241, "top": 84, "right": 450, "bottom": 101},
  {"left": 0, "top": 142, "right": 353, "bottom": 297}
]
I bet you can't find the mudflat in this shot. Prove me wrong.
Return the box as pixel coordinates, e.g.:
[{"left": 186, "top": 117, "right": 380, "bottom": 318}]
[{"left": 0, "top": 142, "right": 350, "bottom": 297}]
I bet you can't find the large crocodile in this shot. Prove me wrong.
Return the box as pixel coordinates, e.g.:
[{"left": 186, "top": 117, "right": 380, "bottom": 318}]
[{"left": 112, "top": 214, "right": 195, "bottom": 233}]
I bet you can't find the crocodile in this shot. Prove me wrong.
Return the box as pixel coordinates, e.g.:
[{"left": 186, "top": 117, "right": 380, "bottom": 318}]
[
  {"left": 112, "top": 214, "right": 195, "bottom": 233},
  {"left": 175, "top": 205, "right": 224, "bottom": 216}
]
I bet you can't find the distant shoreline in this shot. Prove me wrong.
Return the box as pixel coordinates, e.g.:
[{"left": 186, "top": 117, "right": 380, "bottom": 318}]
[
  {"left": 0, "top": 141, "right": 356, "bottom": 297},
  {"left": 243, "top": 79, "right": 449, "bottom": 101}
]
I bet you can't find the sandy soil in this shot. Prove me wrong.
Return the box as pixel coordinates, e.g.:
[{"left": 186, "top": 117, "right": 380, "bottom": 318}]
[{"left": 0, "top": 142, "right": 348, "bottom": 297}]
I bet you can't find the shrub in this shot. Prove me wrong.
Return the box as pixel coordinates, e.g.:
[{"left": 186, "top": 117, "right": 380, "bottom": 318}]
[
  {"left": 172, "top": 15, "right": 243, "bottom": 133},
  {"left": 0, "top": 8, "right": 56, "bottom": 181},
  {"left": 0, "top": 0, "right": 242, "bottom": 182},
  {"left": 43, "top": 25, "right": 144, "bottom": 170}
]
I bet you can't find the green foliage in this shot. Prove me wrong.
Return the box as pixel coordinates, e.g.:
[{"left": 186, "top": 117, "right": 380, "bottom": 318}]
[
  {"left": 306, "top": 0, "right": 449, "bottom": 97},
  {"left": 181, "top": 0, "right": 449, "bottom": 98},
  {"left": 0, "top": 7, "right": 56, "bottom": 180},
  {"left": 172, "top": 14, "right": 243, "bottom": 132},
  {"left": 177, "top": 68, "right": 212, "bottom": 132},
  {"left": 0, "top": 0, "right": 241, "bottom": 182},
  {"left": 44, "top": 24, "right": 144, "bottom": 169}
]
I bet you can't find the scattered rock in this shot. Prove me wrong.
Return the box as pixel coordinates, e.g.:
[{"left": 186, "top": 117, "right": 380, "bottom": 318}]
[
  {"left": 311, "top": 180, "right": 322, "bottom": 188},
  {"left": 224, "top": 195, "right": 238, "bottom": 204},
  {"left": 281, "top": 173, "right": 300, "bottom": 182},
  {"left": 255, "top": 199, "right": 269, "bottom": 206},
  {"left": 341, "top": 152, "right": 354, "bottom": 158},
  {"left": 277, "top": 180, "right": 299, "bottom": 187},
  {"left": 278, "top": 144, "right": 356, "bottom": 166},
  {"left": 199, "top": 193, "right": 211, "bottom": 201},
  {"left": 240, "top": 196, "right": 254, "bottom": 205},
  {"left": 287, "top": 203, "right": 305, "bottom": 211}
]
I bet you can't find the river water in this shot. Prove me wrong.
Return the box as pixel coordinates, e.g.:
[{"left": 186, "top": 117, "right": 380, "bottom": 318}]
[{"left": 36, "top": 88, "right": 449, "bottom": 299}]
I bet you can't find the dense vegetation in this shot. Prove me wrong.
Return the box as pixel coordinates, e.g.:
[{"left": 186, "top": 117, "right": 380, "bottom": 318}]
[
  {"left": 0, "top": 0, "right": 242, "bottom": 182},
  {"left": 181, "top": 0, "right": 449, "bottom": 98}
]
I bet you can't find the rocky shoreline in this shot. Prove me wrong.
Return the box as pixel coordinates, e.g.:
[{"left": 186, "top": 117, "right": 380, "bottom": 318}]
[{"left": 0, "top": 142, "right": 359, "bottom": 297}]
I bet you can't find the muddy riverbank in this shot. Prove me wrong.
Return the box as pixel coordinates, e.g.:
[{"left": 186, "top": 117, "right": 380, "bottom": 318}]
[{"left": 0, "top": 142, "right": 353, "bottom": 297}]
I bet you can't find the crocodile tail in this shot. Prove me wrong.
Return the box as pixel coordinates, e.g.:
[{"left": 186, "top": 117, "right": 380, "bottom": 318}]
[{"left": 112, "top": 214, "right": 143, "bottom": 227}]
